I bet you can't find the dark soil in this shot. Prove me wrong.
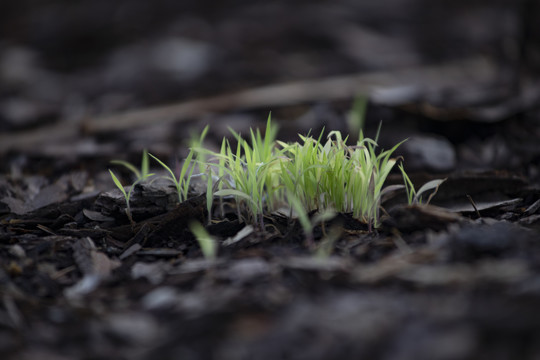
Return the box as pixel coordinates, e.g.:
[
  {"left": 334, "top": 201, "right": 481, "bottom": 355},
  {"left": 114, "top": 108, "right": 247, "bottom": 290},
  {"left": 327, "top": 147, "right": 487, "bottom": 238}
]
[{"left": 2, "top": 2, "right": 540, "bottom": 359}]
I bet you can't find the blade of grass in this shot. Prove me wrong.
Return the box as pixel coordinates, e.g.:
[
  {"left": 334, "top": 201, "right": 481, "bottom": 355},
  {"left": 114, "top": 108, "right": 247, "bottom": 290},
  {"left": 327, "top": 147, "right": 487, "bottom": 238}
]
[{"left": 188, "top": 221, "right": 217, "bottom": 260}]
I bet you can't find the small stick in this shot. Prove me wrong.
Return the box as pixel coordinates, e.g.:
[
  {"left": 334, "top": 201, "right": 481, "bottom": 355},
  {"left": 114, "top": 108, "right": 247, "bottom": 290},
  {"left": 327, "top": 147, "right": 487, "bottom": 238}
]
[
  {"left": 0, "top": 57, "right": 496, "bottom": 153},
  {"left": 466, "top": 194, "right": 481, "bottom": 218}
]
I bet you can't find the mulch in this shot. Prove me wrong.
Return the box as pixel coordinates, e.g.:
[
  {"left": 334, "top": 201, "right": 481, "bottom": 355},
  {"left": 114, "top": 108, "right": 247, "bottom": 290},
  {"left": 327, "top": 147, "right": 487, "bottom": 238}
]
[{"left": 2, "top": 1, "right": 540, "bottom": 359}]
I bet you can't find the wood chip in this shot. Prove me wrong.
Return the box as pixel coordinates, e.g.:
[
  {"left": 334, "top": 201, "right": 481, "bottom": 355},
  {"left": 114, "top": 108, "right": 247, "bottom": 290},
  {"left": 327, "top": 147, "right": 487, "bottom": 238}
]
[{"left": 72, "top": 237, "right": 120, "bottom": 277}]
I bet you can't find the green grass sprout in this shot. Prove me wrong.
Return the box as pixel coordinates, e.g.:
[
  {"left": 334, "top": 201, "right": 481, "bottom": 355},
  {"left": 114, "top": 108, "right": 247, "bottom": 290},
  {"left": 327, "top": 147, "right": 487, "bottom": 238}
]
[
  {"left": 108, "top": 169, "right": 154, "bottom": 226},
  {"left": 315, "top": 224, "right": 342, "bottom": 259},
  {"left": 109, "top": 149, "right": 155, "bottom": 225},
  {"left": 347, "top": 96, "right": 368, "bottom": 141},
  {"left": 149, "top": 150, "right": 195, "bottom": 203},
  {"left": 399, "top": 163, "right": 416, "bottom": 205},
  {"left": 189, "top": 125, "right": 210, "bottom": 174},
  {"left": 188, "top": 221, "right": 218, "bottom": 260},
  {"left": 398, "top": 163, "right": 446, "bottom": 204},
  {"left": 288, "top": 191, "right": 336, "bottom": 248},
  {"left": 205, "top": 166, "right": 214, "bottom": 224},
  {"left": 111, "top": 149, "right": 151, "bottom": 181},
  {"left": 187, "top": 124, "right": 217, "bottom": 222}
]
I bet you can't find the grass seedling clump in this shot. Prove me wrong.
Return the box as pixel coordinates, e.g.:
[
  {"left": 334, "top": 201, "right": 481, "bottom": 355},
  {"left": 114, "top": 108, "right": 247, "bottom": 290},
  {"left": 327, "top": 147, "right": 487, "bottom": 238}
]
[
  {"left": 109, "top": 106, "right": 412, "bottom": 247},
  {"left": 278, "top": 126, "right": 403, "bottom": 229},
  {"left": 195, "top": 114, "right": 406, "bottom": 232}
]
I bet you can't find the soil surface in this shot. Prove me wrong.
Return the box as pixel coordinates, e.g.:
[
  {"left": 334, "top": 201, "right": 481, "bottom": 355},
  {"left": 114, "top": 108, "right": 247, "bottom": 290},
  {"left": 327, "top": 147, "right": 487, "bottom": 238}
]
[{"left": 2, "top": 2, "right": 540, "bottom": 359}]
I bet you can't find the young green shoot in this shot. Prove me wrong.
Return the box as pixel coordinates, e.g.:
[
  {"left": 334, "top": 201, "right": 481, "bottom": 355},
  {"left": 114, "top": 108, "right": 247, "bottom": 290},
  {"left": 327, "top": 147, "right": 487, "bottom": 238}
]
[
  {"left": 149, "top": 150, "right": 195, "bottom": 203},
  {"left": 109, "top": 149, "right": 155, "bottom": 225},
  {"left": 399, "top": 163, "right": 416, "bottom": 204},
  {"left": 108, "top": 169, "right": 154, "bottom": 226},
  {"left": 205, "top": 166, "right": 214, "bottom": 224},
  {"left": 398, "top": 163, "right": 447, "bottom": 205},
  {"left": 288, "top": 191, "right": 336, "bottom": 249},
  {"left": 314, "top": 224, "right": 342, "bottom": 259},
  {"left": 347, "top": 96, "right": 368, "bottom": 141},
  {"left": 187, "top": 124, "right": 217, "bottom": 222},
  {"left": 111, "top": 149, "right": 151, "bottom": 181},
  {"left": 189, "top": 125, "right": 210, "bottom": 174},
  {"left": 189, "top": 221, "right": 218, "bottom": 261}
]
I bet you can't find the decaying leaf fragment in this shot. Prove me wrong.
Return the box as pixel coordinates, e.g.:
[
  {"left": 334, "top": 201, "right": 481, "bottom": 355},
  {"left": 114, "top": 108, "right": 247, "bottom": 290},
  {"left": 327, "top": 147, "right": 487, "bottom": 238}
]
[{"left": 64, "top": 237, "right": 120, "bottom": 299}]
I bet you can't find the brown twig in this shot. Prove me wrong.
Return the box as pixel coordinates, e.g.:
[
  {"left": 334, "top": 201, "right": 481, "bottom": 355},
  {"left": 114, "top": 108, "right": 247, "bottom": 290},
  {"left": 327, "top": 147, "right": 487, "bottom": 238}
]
[{"left": 0, "top": 57, "right": 496, "bottom": 153}]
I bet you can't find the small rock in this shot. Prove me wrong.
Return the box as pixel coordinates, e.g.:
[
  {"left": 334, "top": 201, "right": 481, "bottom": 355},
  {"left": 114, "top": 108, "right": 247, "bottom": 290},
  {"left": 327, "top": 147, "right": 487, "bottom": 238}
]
[
  {"left": 401, "top": 135, "right": 456, "bottom": 172},
  {"left": 8, "top": 244, "right": 26, "bottom": 258},
  {"left": 105, "top": 312, "right": 161, "bottom": 344},
  {"left": 142, "top": 287, "right": 179, "bottom": 310},
  {"left": 131, "top": 261, "right": 172, "bottom": 285},
  {"left": 223, "top": 258, "right": 272, "bottom": 284},
  {"left": 449, "top": 221, "right": 531, "bottom": 262}
]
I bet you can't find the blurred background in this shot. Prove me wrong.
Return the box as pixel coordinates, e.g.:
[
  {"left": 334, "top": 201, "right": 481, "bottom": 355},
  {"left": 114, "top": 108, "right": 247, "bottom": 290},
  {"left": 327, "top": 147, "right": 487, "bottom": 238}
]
[{"left": 0, "top": 0, "right": 539, "bottom": 177}]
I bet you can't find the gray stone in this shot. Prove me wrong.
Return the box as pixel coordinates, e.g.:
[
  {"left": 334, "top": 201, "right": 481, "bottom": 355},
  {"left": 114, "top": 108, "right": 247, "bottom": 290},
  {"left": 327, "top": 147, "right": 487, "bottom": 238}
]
[{"left": 402, "top": 135, "right": 456, "bottom": 172}]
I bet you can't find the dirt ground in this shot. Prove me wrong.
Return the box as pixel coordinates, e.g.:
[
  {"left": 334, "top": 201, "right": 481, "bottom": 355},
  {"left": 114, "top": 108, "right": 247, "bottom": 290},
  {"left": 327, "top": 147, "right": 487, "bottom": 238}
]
[{"left": 2, "top": 1, "right": 540, "bottom": 359}]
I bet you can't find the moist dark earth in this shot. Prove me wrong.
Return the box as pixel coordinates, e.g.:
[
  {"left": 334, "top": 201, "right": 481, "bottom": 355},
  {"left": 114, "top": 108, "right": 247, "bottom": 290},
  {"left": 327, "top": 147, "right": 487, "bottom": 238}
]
[{"left": 2, "top": 1, "right": 540, "bottom": 359}]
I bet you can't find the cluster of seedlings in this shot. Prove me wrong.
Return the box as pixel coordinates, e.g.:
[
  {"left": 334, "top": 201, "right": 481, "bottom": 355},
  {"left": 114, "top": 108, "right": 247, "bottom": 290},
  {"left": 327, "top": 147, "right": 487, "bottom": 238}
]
[{"left": 110, "top": 113, "right": 443, "bottom": 256}]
